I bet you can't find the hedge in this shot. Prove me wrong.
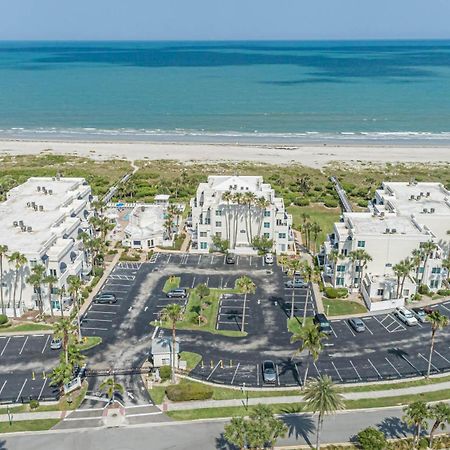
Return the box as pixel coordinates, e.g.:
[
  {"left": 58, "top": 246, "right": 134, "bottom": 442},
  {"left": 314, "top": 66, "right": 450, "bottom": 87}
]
[
  {"left": 165, "top": 381, "right": 213, "bottom": 402},
  {"left": 437, "top": 289, "right": 450, "bottom": 296},
  {"left": 159, "top": 365, "right": 172, "bottom": 382},
  {"left": 324, "top": 287, "right": 348, "bottom": 299},
  {"left": 0, "top": 314, "right": 8, "bottom": 325}
]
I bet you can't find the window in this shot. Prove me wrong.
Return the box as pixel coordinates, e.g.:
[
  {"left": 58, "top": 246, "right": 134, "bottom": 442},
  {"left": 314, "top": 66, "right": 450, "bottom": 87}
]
[
  {"left": 336, "top": 277, "right": 344, "bottom": 286},
  {"left": 337, "top": 265, "right": 346, "bottom": 272},
  {"left": 49, "top": 269, "right": 57, "bottom": 277},
  {"left": 200, "top": 242, "right": 208, "bottom": 249},
  {"left": 200, "top": 231, "right": 207, "bottom": 237},
  {"left": 215, "top": 210, "right": 222, "bottom": 216},
  {"left": 278, "top": 233, "right": 286, "bottom": 239},
  {"left": 377, "top": 289, "right": 384, "bottom": 296},
  {"left": 357, "top": 240, "right": 366, "bottom": 248},
  {"left": 240, "top": 229, "right": 246, "bottom": 233},
  {"left": 342, "top": 249, "right": 348, "bottom": 256},
  {"left": 215, "top": 232, "right": 222, "bottom": 238},
  {"left": 355, "top": 265, "right": 362, "bottom": 272},
  {"left": 276, "top": 219, "right": 283, "bottom": 226},
  {"left": 264, "top": 210, "right": 271, "bottom": 217},
  {"left": 431, "top": 267, "right": 441, "bottom": 274},
  {"left": 419, "top": 267, "right": 424, "bottom": 273},
  {"left": 205, "top": 218, "right": 211, "bottom": 225},
  {"left": 385, "top": 263, "right": 392, "bottom": 268},
  {"left": 133, "top": 240, "right": 141, "bottom": 246},
  {"left": 263, "top": 222, "right": 270, "bottom": 228},
  {"left": 354, "top": 278, "right": 360, "bottom": 284},
  {"left": 215, "top": 221, "right": 222, "bottom": 227},
  {"left": 263, "top": 233, "right": 270, "bottom": 239},
  {"left": 430, "top": 280, "right": 439, "bottom": 288}
]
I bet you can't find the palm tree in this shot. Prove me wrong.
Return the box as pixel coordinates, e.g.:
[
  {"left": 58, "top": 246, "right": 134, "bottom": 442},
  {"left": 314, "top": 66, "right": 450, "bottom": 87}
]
[
  {"left": 420, "top": 241, "right": 437, "bottom": 285},
  {"left": 222, "top": 191, "right": 233, "bottom": 245},
  {"left": 411, "top": 248, "right": 424, "bottom": 285},
  {"left": 43, "top": 274, "right": 58, "bottom": 317},
  {"left": 161, "top": 303, "right": 183, "bottom": 383},
  {"left": 167, "top": 204, "right": 179, "bottom": 228},
  {"left": 236, "top": 276, "right": 256, "bottom": 333},
  {"left": 195, "top": 283, "right": 210, "bottom": 325},
  {"left": 256, "top": 196, "right": 270, "bottom": 238},
  {"left": 164, "top": 214, "right": 175, "bottom": 241},
  {"left": 442, "top": 255, "right": 450, "bottom": 284},
  {"left": 310, "top": 222, "right": 322, "bottom": 254},
  {"left": 349, "top": 249, "right": 372, "bottom": 291},
  {"left": 428, "top": 402, "right": 450, "bottom": 448},
  {"left": 303, "top": 221, "right": 312, "bottom": 251},
  {"left": 403, "top": 401, "right": 429, "bottom": 448},
  {"left": 224, "top": 416, "right": 247, "bottom": 450},
  {"left": 393, "top": 258, "right": 413, "bottom": 299},
  {"left": 291, "top": 324, "right": 327, "bottom": 387},
  {"left": 68, "top": 275, "right": 83, "bottom": 343},
  {"left": 303, "top": 375, "right": 344, "bottom": 450},
  {"left": 99, "top": 377, "right": 124, "bottom": 404},
  {"left": 54, "top": 318, "right": 75, "bottom": 365},
  {"left": 0, "top": 244, "right": 8, "bottom": 315},
  {"left": 8, "top": 251, "right": 27, "bottom": 318},
  {"left": 300, "top": 261, "right": 314, "bottom": 326},
  {"left": 58, "top": 286, "right": 66, "bottom": 318},
  {"left": 327, "top": 249, "right": 340, "bottom": 287},
  {"left": 287, "top": 258, "right": 303, "bottom": 319},
  {"left": 51, "top": 361, "right": 74, "bottom": 389},
  {"left": 232, "top": 192, "right": 244, "bottom": 249},
  {"left": 26, "top": 264, "right": 46, "bottom": 315},
  {"left": 243, "top": 191, "right": 257, "bottom": 244},
  {"left": 426, "top": 310, "right": 449, "bottom": 378}
]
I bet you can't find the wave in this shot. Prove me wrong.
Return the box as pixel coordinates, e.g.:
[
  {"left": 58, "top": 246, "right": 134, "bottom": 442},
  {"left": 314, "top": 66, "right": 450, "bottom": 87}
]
[{"left": 1, "top": 126, "right": 450, "bottom": 144}]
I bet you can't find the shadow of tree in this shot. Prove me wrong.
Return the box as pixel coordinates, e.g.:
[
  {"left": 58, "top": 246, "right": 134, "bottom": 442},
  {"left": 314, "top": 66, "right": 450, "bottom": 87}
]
[
  {"left": 281, "top": 413, "right": 315, "bottom": 446},
  {"left": 215, "top": 433, "right": 235, "bottom": 449},
  {"left": 377, "top": 416, "right": 413, "bottom": 439}
]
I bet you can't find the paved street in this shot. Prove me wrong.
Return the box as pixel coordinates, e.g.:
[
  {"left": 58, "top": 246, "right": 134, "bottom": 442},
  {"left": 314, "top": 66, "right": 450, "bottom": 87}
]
[{"left": 0, "top": 406, "right": 419, "bottom": 450}]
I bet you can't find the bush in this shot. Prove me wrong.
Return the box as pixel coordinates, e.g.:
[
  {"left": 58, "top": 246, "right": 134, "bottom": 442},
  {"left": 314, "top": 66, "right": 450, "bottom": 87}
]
[
  {"left": 29, "top": 399, "right": 40, "bottom": 410},
  {"left": 357, "top": 199, "right": 368, "bottom": 208},
  {"left": 437, "top": 289, "right": 450, "bottom": 296},
  {"left": 323, "top": 198, "right": 339, "bottom": 208},
  {"left": 293, "top": 197, "right": 310, "bottom": 207},
  {"left": 0, "top": 314, "right": 8, "bottom": 325},
  {"left": 324, "top": 287, "right": 348, "bottom": 299},
  {"left": 356, "top": 427, "right": 387, "bottom": 450},
  {"left": 418, "top": 284, "right": 431, "bottom": 295},
  {"left": 159, "top": 365, "right": 172, "bottom": 382},
  {"left": 165, "top": 381, "right": 213, "bottom": 402}
]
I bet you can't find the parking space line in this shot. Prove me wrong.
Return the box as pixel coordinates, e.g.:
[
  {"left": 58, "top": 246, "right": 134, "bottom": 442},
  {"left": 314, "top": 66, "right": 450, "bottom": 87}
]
[
  {"left": 440, "top": 303, "right": 450, "bottom": 313},
  {"left": 0, "top": 337, "right": 10, "bottom": 356},
  {"left": 236, "top": 256, "right": 239, "bottom": 266},
  {"left": 294, "top": 363, "right": 302, "bottom": 386},
  {"left": 231, "top": 363, "right": 240, "bottom": 385},
  {"left": 89, "top": 310, "right": 117, "bottom": 315},
  {"left": 0, "top": 380, "right": 7, "bottom": 396},
  {"left": 385, "top": 357, "right": 402, "bottom": 377},
  {"left": 38, "top": 377, "right": 48, "bottom": 400},
  {"left": 434, "top": 350, "right": 450, "bottom": 364},
  {"left": 343, "top": 320, "right": 356, "bottom": 337},
  {"left": 207, "top": 361, "right": 221, "bottom": 381},
  {"left": 367, "top": 358, "right": 383, "bottom": 379},
  {"left": 331, "top": 361, "right": 343, "bottom": 381},
  {"left": 256, "top": 364, "right": 259, "bottom": 386},
  {"left": 81, "top": 326, "right": 108, "bottom": 331},
  {"left": 418, "top": 353, "right": 438, "bottom": 372},
  {"left": 19, "top": 336, "right": 28, "bottom": 355},
  {"left": 330, "top": 325, "right": 337, "bottom": 338},
  {"left": 206, "top": 276, "right": 209, "bottom": 287},
  {"left": 210, "top": 255, "right": 214, "bottom": 265},
  {"left": 191, "top": 277, "right": 196, "bottom": 289},
  {"left": 16, "top": 379, "right": 27, "bottom": 402},
  {"left": 197, "top": 255, "right": 201, "bottom": 265},
  {"left": 364, "top": 321, "right": 374, "bottom": 335},
  {"left": 167, "top": 254, "right": 171, "bottom": 264},
  {"left": 312, "top": 361, "right": 321, "bottom": 377},
  {"left": 349, "top": 360, "right": 362, "bottom": 381},
  {"left": 42, "top": 335, "right": 51, "bottom": 354},
  {"left": 83, "top": 318, "right": 113, "bottom": 323},
  {"left": 401, "top": 355, "right": 421, "bottom": 375}
]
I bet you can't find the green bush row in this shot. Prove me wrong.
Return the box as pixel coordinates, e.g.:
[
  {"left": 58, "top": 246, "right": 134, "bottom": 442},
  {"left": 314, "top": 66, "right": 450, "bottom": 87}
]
[
  {"left": 324, "top": 287, "right": 348, "bottom": 299},
  {"left": 165, "top": 381, "right": 213, "bottom": 402}
]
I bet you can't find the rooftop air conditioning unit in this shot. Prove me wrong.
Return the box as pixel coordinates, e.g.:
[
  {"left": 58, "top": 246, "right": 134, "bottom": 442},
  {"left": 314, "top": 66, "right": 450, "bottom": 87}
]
[
  {"left": 385, "top": 228, "right": 390, "bottom": 234},
  {"left": 27, "top": 226, "right": 32, "bottom": 232},
  {"left": 391, "top": 228, "right": 397, "bottom": 234},
  {"left": 423, "top": 208, "right": 428, "bottom": 213},
  {"left": 409, "top": 195, "right": 414, "bottom": 200},
  {"left": 39, "top": 205, "right": 44, "bottom": 211},
  {"left": 37, "top": 186, "right": 41, "bottom": 192},
  {"left": 33, "top": 205, "right": 38, "bottom": 211},
  {"left": 416, "top": 195, "right": 421, "bottom": 200},
  {"left": 52, "top": 177, "right": 56, "bottom": 181},
  {"left": 31, "top": 202, "right": 36, "bottom": 208},
  {"left": 48, "top": 189, "right": 53, "bottom": 195},
  {"left": 430, "top": 208, "right": 435, "bottom": 213},
  {"left": 21, "top": 226, "right": 26, "bottom": 232},
  {"left": 19, "top": 220, "right": 24, "bottom": 227},
  {"left": 420, "top": 192, "right": 424, "bottom": 196},
  {"left": 13, "top": 221, "right": 18, "bottom": 227},
  {"left": 426, "top": 192, "right": 430, "bottom": 197}
]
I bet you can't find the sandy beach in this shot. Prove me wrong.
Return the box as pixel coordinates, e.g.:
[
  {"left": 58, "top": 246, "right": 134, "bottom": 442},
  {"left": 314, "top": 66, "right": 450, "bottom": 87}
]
[{"left": 0, "top": 139, "right": 449, "bottom": 168}]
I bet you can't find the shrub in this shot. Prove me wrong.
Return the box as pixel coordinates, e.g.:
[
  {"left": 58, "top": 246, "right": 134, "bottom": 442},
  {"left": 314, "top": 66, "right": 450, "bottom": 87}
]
[
  {"left": 293, "top": 197, "right": 310, "bottom": 207},
  {"left": 323, "top": 198, "right": 338, "bottom": 208},
  {"left": 437, "top": 289, "right": 450, "bottom": 296},
  {"left": 418, "top": 284, "right": 431, "bottom": 295},
  {"left": 159, "top": 365, "right": 172, "bottom": 382},
  {"left": 356, "top": 427, "right": 388, "bottom": 450},
  {"left": 357, "top": 199, "right": 368, "bottom": 208},
  {"left": 29, "top": 399, "right": 40, "bottom": 410},
  {"left": 324, "top": 287, "right": 348, "bottom": 299},
  {"left": 0, "top": 314, "right": 8, "bottom": 325},
  {"left": 165, "top": 381, "right": 213, "bottom": 402}
]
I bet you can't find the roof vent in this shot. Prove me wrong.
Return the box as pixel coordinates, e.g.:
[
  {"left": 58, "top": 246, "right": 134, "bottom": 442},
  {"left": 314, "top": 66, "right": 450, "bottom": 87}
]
[
  {"left": 430, "top": 208, "right": 435, "bottom": 213},
  {"left": 37, "top": 186, "right": 41, "bottom": 192},
  {"left": 409, "top": 195, "right": 414, "bottom": 200},
  {"left": 391, "top": 228, "right": 397, "bottom": 234},
  {"left": 426, "top": 192, "right": 430, "bottom": 197},
  {"left": 385, "top": 228, "right": 390, "bottom": 234},
  {"left": 19, "top": 220, "right": 24, "bottom": 227},
  {"left": 423, "top": 208, "right": 428, "bottom": 213},
  {"left": 27, "top": 226, "right": 32, "bottom": 232},
  {"left": 13, "top": 221, "right": 18, "bottom": 227},
  {"left": 39, "top": 205, "right": 44, "bottom": 211},
  {"left": 48, "top": 189, "right": 53, "bottom": 195}
]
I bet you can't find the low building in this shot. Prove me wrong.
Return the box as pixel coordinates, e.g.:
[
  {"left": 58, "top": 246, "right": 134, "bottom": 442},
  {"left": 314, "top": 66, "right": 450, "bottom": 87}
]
[
  {"left": 150, "top": 336, "right": 179, "bottom": 368},
  {"left": 190, "top": 175, "right": 293, "bottom": 254},
  {"left": 123, "top": 204, "right": 173, "bottom": 250},
  {"left": 0, "top": 177, "right": 93, "bottom": 316}
]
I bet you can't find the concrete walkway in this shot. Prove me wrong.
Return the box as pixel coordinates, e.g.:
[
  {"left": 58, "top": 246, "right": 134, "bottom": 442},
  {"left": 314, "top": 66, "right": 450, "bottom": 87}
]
[{"left": 0, "top": 410, "right": 63, "bottom": 422}]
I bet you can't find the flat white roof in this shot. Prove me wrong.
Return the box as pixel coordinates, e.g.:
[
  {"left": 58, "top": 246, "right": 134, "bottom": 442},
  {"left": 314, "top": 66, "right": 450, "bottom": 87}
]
[
  {"left": 0, "top": 177, "right": 87, "bottom": 255},
  {"left": 125, "top": 204, "right": 166, "bottom": 239}
]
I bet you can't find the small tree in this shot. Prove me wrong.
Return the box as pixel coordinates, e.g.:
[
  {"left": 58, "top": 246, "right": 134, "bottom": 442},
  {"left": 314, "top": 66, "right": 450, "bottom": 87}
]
[
  {"left": 224, "top": 416, "right": 247, "bottom": 450},
  {"left": 251, "top": 236, "right": 274, "bottom": 254},
  {"left": 0, "top": 244, "right": 9, "bottom": 315},
  {"left": 403, "top": 401, "right": 429, "bottom": 448},
  {"left": 212, "top": 235, "right": 229, "bottom": 253},
  {"left": 236, "top": 276, "right": 256, "bottom": 334},
  {"left": 100, "top": 377, "right": 124, "bottom": 403},
  {"left": 356, "top": 427, "right": 388, "bottom": 450},
  {"left": 161, "top": 303, "right": 183, "bottom": 383},
  {"left": 428, "top": 402, "right": 450, "bottom": 448},
  {"left": 195, "top": 283, "right": 210, "bottom": 325}
]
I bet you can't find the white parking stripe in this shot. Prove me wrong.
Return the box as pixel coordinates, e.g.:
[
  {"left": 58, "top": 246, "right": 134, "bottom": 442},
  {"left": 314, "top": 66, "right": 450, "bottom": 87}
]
[
  {"left": 16, "top": 378, "right": 27, "bottom": 402},
  {"left": 191, "top": 276, "right": 196, "bottom": 288},
  {"left": 38, "top": 377, "right": 48, "bottom": 400},
  {"left": 89, "top": 310, "right": 117, "bottom": 315},
  {"left": 364, "top": 321, "right": 374, "bottom": 335},
  {"left": 42, "top": 335, "right": 50, "bottom": 354},
  {"left": 343, "top": 320, "right": 356, "bottom": 337},
  {"left": 402, "top": 355, "right": 421, "bottom": 374},
  {"left": 256, "top": 364, "right": 260, "bottom": 386},
  {"left": 349, "top": 360, "right": 362, "bottom": 380},
  {"left": 385, "top": 357, "right": 402, "bottom": 377},
  {"left": 19, "top": 336, "right": 28, "bottom": 355},
  {"left": 331, "top": 361, "right": 343, "bottom": 381},
  {"left": 330, "top": 325, "right": 337, "bottom": 338},
  {"left": 275, "top": 364, "right": 280, "bottom": 386},
  {"left": 440, "top": 304, "right": 450, "bottom": 312},
  {"left": 367, "top": 358, "right": 383, "bottom": 379},
  {"left": 81, "top": 326, "right": 108, "bottom": 331},
  {"left": 83, "top": 318, "right": 113, "bottom": 323},
  {"left": 231, "top": 363, "right": 240, "bottom": 385},
  {"left": 206, "top": 361, "right": 221, "bottom": 380},
  {"left": 0, "top": 337, "right": 10, "bottom": 356},
  {"left": 0, "top": 380, "right": 7, "bottom": 396},
  {"left": 418, "top": 353, "right": 438, "bottom": 371},
  {"left": 434, "top": 349, "right": 450, "bottom": 364}
]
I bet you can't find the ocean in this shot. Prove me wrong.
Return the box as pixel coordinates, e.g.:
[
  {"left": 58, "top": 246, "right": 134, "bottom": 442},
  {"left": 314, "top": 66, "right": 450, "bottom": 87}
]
[{"left": 1, "top": 40, "right": 450, "bottom": 144}]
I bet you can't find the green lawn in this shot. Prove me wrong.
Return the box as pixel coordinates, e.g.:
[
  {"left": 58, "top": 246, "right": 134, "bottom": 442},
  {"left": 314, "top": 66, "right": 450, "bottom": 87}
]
[
  {"left": 287, "top": 316, "right": 313, "bottom": 335},
  {"left": 78, "top": 336, "right": 102, "bottom": 351},
  {"left": 180, "top": 351, "right": 202, "bottom": 371},
  {"left": 0, "top": 323, "right": 53, "bottom": 333},
  {"left": 0, "top": 419, "right": 60, "bottom": 433},
  {"left": 322, "top": 298, "right": 367, "bottom": 316},
  {"left": 163, "top": 276, "right": 181, "bottom": 293},
  {"left": 148, "top": 385, "right": 166, "bottom": 405}
]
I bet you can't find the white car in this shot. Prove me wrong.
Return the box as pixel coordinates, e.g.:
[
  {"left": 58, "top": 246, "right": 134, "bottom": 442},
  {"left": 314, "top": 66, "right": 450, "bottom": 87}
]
[
  {"left": 395, "top": 307, "right": 418, "bottom": 326},
  {"left": 264, "top": 253, "right": 274, "bottom": 265}
]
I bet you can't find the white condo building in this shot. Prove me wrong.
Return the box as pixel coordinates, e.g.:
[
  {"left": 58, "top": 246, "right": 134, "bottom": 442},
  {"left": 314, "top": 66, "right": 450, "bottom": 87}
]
[
  {"left": 0, "top": 177, "right": 93, "bottom": 316},
  {"left": 323, "top": 180, "right": 448, "bottom": 311},
  {"left": 190, "top": 175, "right": 293, "bottom": 254}
]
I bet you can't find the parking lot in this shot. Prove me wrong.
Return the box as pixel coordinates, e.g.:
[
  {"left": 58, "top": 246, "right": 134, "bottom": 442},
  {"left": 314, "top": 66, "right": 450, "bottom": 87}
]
[{"left": 216, "top": 294, "right": 250, "bottom": 332}]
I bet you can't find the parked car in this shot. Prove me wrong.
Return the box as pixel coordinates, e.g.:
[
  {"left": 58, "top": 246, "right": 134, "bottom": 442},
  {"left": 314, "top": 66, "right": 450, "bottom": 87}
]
[
  {"left": 314, "top": 313, "right": 332, "bottom": 335},
  {"left": 262, "top": 360, "right": 277, "bottom": 384},
  {"left": 395, "top": 307, "right": 418, "bottom": 326},
  {"left": 50, "top": 338, "right": 62, "bottom": 350},
  {"left": 411, "top": 307, "right": 428, "bottom": 323},
  {"left": 225, "top": 254, "right": 236, "bottom": 264},
  {"left": 94, "top": 292, "right": 117, "bottom": 304},
  {"left": 285, "top": 278, "right": 308, "bottom": 289},
  {"left": 264, "top": 253, "right": 274, "bottom": 265},
  {"left": 166, "top": 288, "right": 188, "bottom": 298},
  {"left": 348, "top": 317, "right": 366, "bottom": 333}
]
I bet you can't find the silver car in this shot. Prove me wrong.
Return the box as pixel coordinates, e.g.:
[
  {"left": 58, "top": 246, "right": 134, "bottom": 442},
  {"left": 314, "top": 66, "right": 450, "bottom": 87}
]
[
  {"left": 50, "top": 338, "right": 62, "bottom": 350},
  {"left": 348, "top": 317, "right": 366, "bottom": 333},
  {"left": 262, "top": 360, "right": 277, "bottom": 384}
]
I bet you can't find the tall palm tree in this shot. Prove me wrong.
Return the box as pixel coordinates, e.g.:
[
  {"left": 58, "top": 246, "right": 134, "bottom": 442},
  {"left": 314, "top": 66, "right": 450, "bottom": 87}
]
[
  {"left": 58, "top": 286, "right": 66, "bottom": 318},
  {"left": 232, "top": 192, "right": 244, "bottom": 249},
  {"left": 327, "top": 249, "right": 340, "bottom": 287},
  {"left": 68, "top": 275, "right": 83, "bottom": 342},
  {"left": 161, "top": 303, "right": 183, "bottom": 383},
  {"left": 402, "top": 401, "right": 429, "bottom": 448},
  {"left": 411, "top": 248, "right": 424, "bottom": 286},
  {"left": 43, "top": 274, "right": 58, "bottom": 317},
  {"left": 164, "top": 214, "right": 175, "bottom": 241},
  {"left": 310, "top": 222, "right": 322, "bottom": 254},
  {"left": 426, "top": 311, "right": 449, "bottom": 378},
  {"left": 428, "top": 402, "right": 450, "bottom": 448},
  {"left": 222, "top": 191, "right": 233, "bottom": 245},
  {"left": 349, "top": 249, "right": 372, "bottom": 291},
  {"left": 300, "top": 261, "right": 314, "bottom": 326},
  {"left": 0, "top": 244, "right": 8, "bottom": 315},
  {"left": 243, "top": 191, "right": 257, "bottom": 244},
  {"left": 291, "top": 324, "right": 327, "bottom": 387},
  {"left": 236, "top": 276, "right": 256, "bottom": 333},
  {"left": 303, "top": 375, "right": 344, "bottom": 450},
  {"left": 441, "top": 255, "right": 450, "bottom": 285},
  {"left": 256, "top": 196, "right": 270, "bottom": 238},
  {"left": 393, "top": 258, "right": 412, "bottom": 299},
  {"left": 99, "top": 377, "right": 124, "bottom": 404},
  {"left": 26, "top": 264, "right": 46, "bottom": 315},
  {"left": 287, "top": 258, "right": 303, "bottom": 319},
  {"left": 420, "top": 241, "right": 437, "bottom": 285},
  {"left": 54, "top": 318, "right": 75, "bottom": 365},
  {"left": 8, "top": 252, "right": 27, "bottom": 318},
  {"left": 303, "top": 221, "right": 312, "bottom": 251}
]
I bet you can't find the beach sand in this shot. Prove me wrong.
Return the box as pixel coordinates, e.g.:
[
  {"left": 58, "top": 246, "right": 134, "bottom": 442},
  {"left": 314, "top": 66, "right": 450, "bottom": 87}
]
[{"left": 0, "top": 139, "right": 449, "bottom": 168}]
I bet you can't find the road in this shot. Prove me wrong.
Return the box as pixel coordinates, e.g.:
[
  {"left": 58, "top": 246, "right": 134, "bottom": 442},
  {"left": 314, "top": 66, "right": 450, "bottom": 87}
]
[{"left": 0, "top": 406, "right": 417, "bottom": 450}]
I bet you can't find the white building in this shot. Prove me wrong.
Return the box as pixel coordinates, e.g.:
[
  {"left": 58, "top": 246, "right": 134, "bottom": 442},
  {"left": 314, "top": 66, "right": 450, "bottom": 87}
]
[
  {"left": 0, "top": 177, "right": 93, "bottom": 316},
  {"left": 190, "top": 175, "right": 293, "bottom": 254},
  {"left": 324, "top": 211, "right": 444, "bottom": 311},
  {"left": 123, "top": 204, "right": 173, "bottom": 250}
]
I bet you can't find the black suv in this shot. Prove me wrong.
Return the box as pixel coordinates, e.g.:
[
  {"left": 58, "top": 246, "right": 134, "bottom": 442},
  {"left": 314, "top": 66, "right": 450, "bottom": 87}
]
[{"left": 313, "top": 313, "right": 332, "bottom": 335}]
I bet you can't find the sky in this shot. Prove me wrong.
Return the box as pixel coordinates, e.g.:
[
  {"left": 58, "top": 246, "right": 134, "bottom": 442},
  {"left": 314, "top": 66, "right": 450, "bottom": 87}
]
[{"left": 1, "top": 0, "right": 450, "bottom": 41}]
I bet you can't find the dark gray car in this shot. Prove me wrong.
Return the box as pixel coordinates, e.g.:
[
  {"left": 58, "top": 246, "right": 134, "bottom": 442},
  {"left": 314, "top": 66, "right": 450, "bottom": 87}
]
[
  {"left": 94, "top": 292, "right": 117, "bottom": 304},
  {"left": 166, "top": 289, "right": 188, "bottom": 298},
  {"left": 262, "top": 360, "right": 277, "bottom": 384}
]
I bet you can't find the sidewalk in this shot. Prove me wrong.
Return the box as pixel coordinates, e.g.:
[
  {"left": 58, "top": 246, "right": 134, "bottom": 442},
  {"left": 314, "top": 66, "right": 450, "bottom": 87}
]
[
  {"left": 0, "top": 410, "right": 63, "bottom": 422},
  {"left": 163, "top": 380, "right": 450, "bottom": 411}
]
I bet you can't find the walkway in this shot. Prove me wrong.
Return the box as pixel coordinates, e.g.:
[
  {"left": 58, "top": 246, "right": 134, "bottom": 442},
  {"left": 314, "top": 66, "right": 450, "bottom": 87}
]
[{"left": 330, "top": 176, "right": 353, "bottom": 212}]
